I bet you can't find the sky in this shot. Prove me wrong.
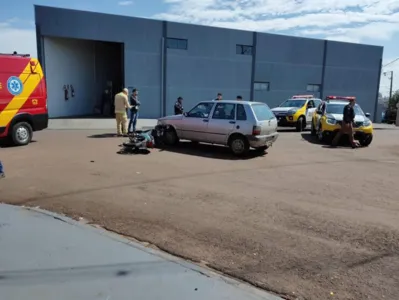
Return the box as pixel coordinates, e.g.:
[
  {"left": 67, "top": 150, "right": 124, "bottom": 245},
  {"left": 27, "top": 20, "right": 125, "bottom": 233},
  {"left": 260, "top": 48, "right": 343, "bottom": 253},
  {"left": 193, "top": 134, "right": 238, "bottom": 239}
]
[{"left": 0, "top": 0, "right": 398, "bottom": 96}]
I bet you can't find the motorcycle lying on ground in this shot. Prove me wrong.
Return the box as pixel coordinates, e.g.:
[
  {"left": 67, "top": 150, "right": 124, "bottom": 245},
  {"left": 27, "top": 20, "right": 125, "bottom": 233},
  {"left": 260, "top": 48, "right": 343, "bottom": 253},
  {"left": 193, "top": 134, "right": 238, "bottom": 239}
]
[{"left": 117, "top": 125, "right": 171, "bottom": 154}]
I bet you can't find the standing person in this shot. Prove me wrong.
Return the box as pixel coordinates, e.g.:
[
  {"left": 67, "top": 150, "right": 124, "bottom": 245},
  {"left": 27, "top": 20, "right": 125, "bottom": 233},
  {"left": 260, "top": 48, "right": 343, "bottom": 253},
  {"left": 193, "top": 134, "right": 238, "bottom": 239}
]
[
  {"left": 214, "top": 93, "right": 222, "bottom": 101},
  {"left": 236, "top": 95, "right": 243, "bottom": 101},
  {"left": 174, "top": 96, "right": 184, "bottom": 115},
  {"left": 128, "top": 88, "right": 141, "bottom": 134},
  {"left": 0, "top": 160, "right": 4, "bottom": 178},
  {"left": 331, "top": 98, "right": 359, "bottom": 148},
  {"left": 114, "top": 88, "right": 131, "bottom": 136}
]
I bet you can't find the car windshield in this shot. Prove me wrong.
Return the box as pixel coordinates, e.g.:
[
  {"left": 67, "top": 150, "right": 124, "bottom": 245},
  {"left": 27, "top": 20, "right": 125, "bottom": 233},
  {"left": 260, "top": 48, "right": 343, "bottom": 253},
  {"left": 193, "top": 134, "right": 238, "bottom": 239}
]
[
  {"left": 325, "top": 103, "right": 364, "bottom": 116},
  {"left": 187, "top": 102, "right": 214, "bottom": 118},
  {"left": 252, "top": 103, "right": 275, "bottom": 121},
  {"left": 279, "top": 99, "right": 306, "bottom": 108}
]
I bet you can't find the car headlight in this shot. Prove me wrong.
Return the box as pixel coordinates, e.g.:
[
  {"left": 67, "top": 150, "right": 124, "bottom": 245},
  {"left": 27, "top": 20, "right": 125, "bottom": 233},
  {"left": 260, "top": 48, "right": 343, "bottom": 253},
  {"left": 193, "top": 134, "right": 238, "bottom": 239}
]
[
  {"left": 326, "top": 118, "right": 337, "bottom": 125},
  {"left": 363, "top": 119, "right": 371, "bottom": 126},
  {"left": 287, "top": 109, "right": 298, "bottom": 116}
]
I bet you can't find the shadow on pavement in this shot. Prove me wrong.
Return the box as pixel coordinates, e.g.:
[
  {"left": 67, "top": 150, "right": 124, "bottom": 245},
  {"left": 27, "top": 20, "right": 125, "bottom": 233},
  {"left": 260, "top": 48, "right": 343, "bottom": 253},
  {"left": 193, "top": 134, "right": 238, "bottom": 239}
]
[
  {"left": 156, "top": 141, "right": 267, "bottom": 160},
  {"left": 87, "top": 133, "right": 121, "bottom": 138},
  {"left": 277, "top": 127, "right": 310, "bottom": 133},
  {"left": 301, "top": 132, "right": 360, "bottom": 149},
  {"left": 373, "top": 127, "right": 398, "bottom": 130},
  {"left": 117, "top": 149, "right": 151, "bottom": 155},
  {"left": 300, "top": 133, "right": 321, "bottom": 145},
  {"left": 0, "top": 140, "right": 37, "bottom": 148}
]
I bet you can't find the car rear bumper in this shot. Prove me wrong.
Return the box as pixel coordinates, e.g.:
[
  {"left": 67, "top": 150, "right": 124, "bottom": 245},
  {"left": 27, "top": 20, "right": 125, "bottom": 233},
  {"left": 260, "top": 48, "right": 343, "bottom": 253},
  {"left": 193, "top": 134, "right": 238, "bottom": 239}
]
[{"left": 247, "top": 132, "right": 279, "bottom": 148}]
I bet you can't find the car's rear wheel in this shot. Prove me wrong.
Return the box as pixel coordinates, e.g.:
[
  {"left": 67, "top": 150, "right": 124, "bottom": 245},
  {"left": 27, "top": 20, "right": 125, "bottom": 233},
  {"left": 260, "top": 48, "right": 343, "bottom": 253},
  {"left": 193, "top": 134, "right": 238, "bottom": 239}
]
[
  {"left": 11, "top": 122, "right": 32, "bottom": 146},
  {"left": 229, "top": 135, "right": 249, "bottom": 156},
  {"left": 296, "top": 116, "right": 306, "bottom": 132},
  {"left": 359, "top": 134, "right": 373, "bottom": 147}
]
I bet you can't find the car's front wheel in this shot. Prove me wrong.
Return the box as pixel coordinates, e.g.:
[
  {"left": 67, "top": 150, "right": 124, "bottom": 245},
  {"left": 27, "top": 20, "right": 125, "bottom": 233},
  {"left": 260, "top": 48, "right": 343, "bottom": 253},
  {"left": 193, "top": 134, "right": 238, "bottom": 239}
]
[
  {"left": 164, "top": 127, "right": 179, "bottom": 146},
  {"left": 316, "top": 124, "right": 325, "bottom": 143},
  {"left": 296, "top": 116, "right": 306, "bottom": 132},
  {"left": 310, "top": 120, "right": 316, "bottom": 136},
  {"left": 229, "top": 135, "right": 249, "bottom": 156},
  {"left": 359, "top": 134, "right": 373, "bottom": 147}
]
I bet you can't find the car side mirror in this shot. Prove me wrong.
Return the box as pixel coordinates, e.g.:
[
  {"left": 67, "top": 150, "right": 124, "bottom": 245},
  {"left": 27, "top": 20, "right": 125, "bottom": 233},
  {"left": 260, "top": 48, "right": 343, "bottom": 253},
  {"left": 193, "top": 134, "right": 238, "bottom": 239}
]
[
  {"left": 183, "top": 112, "right": 187, "bottom": 117},
  {"left": 365, "top": 112, "right": 370, "bottom": 117}
]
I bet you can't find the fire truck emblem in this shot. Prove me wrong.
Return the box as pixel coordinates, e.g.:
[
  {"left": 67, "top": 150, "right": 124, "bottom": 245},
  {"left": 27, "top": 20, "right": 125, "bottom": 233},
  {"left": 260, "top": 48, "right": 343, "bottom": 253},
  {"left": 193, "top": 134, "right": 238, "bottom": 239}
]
[{"left": 32, "top": 99, "right": 38, "bottom": 105}]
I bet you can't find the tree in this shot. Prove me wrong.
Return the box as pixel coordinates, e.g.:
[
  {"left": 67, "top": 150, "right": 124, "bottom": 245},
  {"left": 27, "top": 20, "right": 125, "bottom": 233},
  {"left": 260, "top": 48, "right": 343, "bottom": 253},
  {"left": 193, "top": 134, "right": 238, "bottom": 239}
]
[{"left": 388, "top": 90, "right": 399, "bottom": 109}]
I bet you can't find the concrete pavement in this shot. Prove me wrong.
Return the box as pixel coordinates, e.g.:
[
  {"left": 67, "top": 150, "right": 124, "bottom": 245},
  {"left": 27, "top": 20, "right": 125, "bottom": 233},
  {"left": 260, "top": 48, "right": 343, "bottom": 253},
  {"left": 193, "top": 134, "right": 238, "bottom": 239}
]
[{"left": 0, "top": 204, "right": 281, "bottom": 300}]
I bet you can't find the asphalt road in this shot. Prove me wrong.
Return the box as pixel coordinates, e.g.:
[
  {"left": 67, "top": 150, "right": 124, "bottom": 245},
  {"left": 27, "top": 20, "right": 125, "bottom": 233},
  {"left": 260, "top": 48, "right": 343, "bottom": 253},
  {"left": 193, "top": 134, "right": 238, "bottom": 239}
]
[{"left": 1, "top": 128, "right": 399, "bottom": 300}]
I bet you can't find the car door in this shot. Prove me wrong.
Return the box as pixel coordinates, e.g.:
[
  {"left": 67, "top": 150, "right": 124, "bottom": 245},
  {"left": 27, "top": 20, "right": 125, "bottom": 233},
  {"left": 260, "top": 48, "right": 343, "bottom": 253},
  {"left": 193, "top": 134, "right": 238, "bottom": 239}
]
[
  {"left": 306, "top": 100, "right": 316, "bottom": 123},
  {"left": 206, "top": 102, "right": 236, "bottom": 144},
  {"left": 314, "top": 102, "right": 325, "bottom": 130},
  {"left": 180, "top": 102, "right": 214, "bottom": 141}
]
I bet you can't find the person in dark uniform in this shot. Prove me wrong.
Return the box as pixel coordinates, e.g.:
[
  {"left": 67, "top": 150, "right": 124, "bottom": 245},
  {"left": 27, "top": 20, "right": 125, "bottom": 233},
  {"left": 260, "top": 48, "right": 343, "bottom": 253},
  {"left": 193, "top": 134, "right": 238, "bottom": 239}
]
[
  {"left": 331, "top": 98, "right": 359, "bottom": 148},
  {"left": 214, "top": 93, "right": 222, "bottom": 101},
  {"left": 236, "top": 95, "right": 242, "bottom": 100},
  {"left": 128, "top": 88, "right": 140, "bottom": 133},
  {"left": 174, "top": 97, "right": 184, "bottom": 115}
]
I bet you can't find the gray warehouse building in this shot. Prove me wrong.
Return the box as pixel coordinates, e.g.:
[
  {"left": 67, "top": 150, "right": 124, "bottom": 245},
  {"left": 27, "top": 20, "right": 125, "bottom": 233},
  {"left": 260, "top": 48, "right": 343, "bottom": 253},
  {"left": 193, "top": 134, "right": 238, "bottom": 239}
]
[{"left": 34, "top": 5, "right": 383, "bottom": 120}]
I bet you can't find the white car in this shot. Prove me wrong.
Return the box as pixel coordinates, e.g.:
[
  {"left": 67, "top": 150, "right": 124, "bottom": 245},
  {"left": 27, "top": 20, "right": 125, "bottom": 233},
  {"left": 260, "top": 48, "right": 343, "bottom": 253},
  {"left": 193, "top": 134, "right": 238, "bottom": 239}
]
[{"left": 157, "top": 100, "right": 279, "bottom": 156}]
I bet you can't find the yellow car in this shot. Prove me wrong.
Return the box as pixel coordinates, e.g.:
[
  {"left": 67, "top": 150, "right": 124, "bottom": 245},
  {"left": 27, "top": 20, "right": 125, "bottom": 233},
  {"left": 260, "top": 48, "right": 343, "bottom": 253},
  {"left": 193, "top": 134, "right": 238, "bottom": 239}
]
[
  {"left": 271, "top": 95, "right": 322, "bottom": 132},
  {"left": 311, "top": 96, "right": 373, "bottom": 146}
]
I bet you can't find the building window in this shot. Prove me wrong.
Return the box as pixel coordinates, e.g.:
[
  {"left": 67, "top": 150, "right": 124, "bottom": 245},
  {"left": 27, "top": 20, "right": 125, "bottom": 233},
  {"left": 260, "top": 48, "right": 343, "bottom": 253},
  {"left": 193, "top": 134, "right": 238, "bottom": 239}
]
[
  {"left": 307, "top": 84, "right": 321, "bottom": 92},
  {"left": 166, "top": 38, "right": 188, "bottom": 50},
  {"left": 254, "top": 82, "right": 270, "bottom": 91},
  {"left": 236, "top": 44, "right": 253, "bottom": 55}
]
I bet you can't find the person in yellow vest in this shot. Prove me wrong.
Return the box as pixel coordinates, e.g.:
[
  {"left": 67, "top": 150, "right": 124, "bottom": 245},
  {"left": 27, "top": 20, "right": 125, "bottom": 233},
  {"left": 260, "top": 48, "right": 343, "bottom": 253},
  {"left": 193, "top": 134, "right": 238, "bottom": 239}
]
[{"left": 114, "top": 88, "right": 131, "bottom": 136}]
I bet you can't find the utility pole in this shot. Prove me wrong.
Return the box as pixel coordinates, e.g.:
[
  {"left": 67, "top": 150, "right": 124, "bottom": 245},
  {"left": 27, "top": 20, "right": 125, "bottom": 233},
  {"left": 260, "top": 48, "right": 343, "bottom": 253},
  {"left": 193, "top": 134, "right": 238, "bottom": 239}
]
[{"left": 388, "top": 71, "right": 393, "bottom": 100}]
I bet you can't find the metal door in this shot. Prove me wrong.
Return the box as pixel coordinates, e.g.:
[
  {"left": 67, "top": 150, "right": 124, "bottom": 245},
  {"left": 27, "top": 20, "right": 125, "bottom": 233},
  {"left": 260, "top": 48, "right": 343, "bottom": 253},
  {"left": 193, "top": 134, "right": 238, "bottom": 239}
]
[{"left": 206, "top": 103, "right": 236, "bottom": 144}]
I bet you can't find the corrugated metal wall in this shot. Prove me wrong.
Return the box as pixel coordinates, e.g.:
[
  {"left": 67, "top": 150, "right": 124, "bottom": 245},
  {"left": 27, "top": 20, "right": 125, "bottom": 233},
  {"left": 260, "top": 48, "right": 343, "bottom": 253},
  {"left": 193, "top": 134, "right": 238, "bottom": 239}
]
[{"left": 35, "top": 5, "right": 383, "bottom": 120}]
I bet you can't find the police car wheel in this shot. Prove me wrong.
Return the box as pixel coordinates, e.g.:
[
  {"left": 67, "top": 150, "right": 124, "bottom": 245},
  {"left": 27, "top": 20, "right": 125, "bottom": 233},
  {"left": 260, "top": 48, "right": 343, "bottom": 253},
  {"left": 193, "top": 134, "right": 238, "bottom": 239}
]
[
  {"left": 359, "top": 134, "right": 373, "bottom": 147},
  {"left": 11, "top": 122, "right": 32, "bottom": 146},
  {"left": 296, "top": 117, "right": 305, "bottom": 132},
  {"left": 310, "top": 121, "right": 316, "bottom": 136},
  {"left": 317, "top": 124, "right": 324, "bottom": 143}
]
